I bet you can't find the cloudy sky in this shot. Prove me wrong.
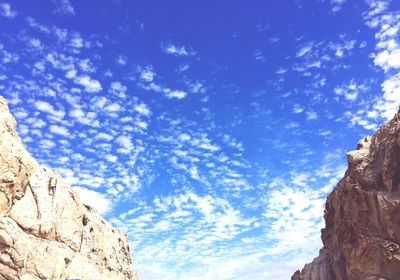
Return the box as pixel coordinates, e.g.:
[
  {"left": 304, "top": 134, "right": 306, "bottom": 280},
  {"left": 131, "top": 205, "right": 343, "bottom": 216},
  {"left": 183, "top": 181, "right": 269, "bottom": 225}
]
[{"left": 1, "top": 0, "right": 400, "bottom": 279}]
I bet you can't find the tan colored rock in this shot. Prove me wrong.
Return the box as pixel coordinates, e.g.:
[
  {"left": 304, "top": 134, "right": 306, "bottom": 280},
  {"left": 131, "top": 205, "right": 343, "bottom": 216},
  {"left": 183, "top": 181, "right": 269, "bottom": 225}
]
[
  {"left": 292, "top": 113, "right": 400, "bottom": 279},
  {"left": 0, "top": 96, "right": 138, "bottom": 280}
]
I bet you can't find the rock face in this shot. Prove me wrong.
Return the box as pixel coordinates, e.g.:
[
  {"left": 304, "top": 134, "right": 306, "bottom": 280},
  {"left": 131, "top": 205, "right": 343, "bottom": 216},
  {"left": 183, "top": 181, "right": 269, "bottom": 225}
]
[
  {"left": 0, "top": 96, "right": 138, "bottom": 279},
  {"left": 292, "top": 112, "right": 400, "bottom": 279}
]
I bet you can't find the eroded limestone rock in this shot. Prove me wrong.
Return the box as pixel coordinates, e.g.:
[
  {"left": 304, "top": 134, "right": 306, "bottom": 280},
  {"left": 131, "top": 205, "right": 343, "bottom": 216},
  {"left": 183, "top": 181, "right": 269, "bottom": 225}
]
[
  {"left": 292, "top": 113, "right": 400, "bottom": 279},
  {"left": 0, "top": 96, "right": 138, "bottom": 280}
]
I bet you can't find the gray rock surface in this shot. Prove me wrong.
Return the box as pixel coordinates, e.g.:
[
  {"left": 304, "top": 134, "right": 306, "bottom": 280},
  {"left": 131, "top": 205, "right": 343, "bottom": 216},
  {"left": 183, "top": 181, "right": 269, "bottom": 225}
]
[{"left": 0, "top": 96, "right": 138, "bottom": 280}]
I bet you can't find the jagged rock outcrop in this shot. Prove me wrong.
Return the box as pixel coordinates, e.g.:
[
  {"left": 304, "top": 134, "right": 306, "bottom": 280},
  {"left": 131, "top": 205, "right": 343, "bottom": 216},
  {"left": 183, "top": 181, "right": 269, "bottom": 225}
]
[
  {"left": 292, "top": 112, "right": 400, "bottom": 279},
  {"left": 0, "top": 96, "right": 138, "bottom": 280}
]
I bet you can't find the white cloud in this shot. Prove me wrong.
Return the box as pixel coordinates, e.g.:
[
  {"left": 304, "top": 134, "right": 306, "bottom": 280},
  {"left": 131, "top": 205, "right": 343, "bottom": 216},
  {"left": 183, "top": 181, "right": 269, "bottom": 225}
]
[
  {"left": 49, "top": 124, "right": 69, "bottom": 136},
  {"left": 333, "top": 39, "right": 356, "bottom": 57},
  {"left": 0, "top": 3, "right": 17, "bottom": 18},
  {"left": 35, "top": 100, "right": 66, "bottom": 121},
  {"left": 292, "top": 104, "right": 304, "bottom": 114},
  {"left": 374, "top": 49, "right": 400, "bottom": 71},
  {"left": 95, "top": 132, "right": 114, "bottom": 142},
  {"left": 70, "top": 35, "right": 84, "bottom": 49},
  {"left": 188, "top": 81, "right": 206, "bottom": 94},
  {"left": 293, "top": 37, "right": 356, "bottom": 75},
  {"left": 254, "top": 49, "right": 266, "bottom": 61},
  {"left": 40, "top": 139, "right": 56, "bottom": 149},
  {"left": 165, "top": 90, "right": 187, "bottom": 99},
  {"left": 178, "top": 64, "right": 190, "bottom": 72},
  {"left": 136, "top": 120, "right": 148, "bottom": 130},
  {"left": 14, "top": 111, "right": 28, "bottom": 119},
  {"left": 179, "top": 133, "right": 191, "bottom": 142},
  {"left": 116, "top": 55, "right": 128, "bottom": 65},
  {"left": 376, "top": 73, "right": 400, "bottom": 120},
  {"left": 296, "top": 42, "right": 314, "bottom": 57},
  {"left": 1, "top": 49, "right": 19, "bottom": 64},
  {"left": 74, "top": 75, "right": 102, "bottom": 93},
  {"left": 276, "top": 68, "right": 287, "bottom": 74},
  {"left": 29, "top": 38, "right": 43, "bottom": 50},
  {"left": 330, "top": 0, "right": 347, "bottom": 12},
  {"left": 355, "top": 2, "right": 400, "bottom": 124},
  {"left": 116, "top": 135, "right": 134, "bottom": 153},
  {"left": 189, "top": 166, "right": 201, "bottom": 180},
  {"left": 52, "top": 0, "right": 75, "bottom": 15},
  {"left": 264, "top": 186, "right": 325, "bottom": 254},
  {"left": 127, "top": 174, "right": 141, "bottom": 193},
  {"left": 68, "top": 108, "right": 98, "bottom": 126},
  {"left": 364, "top": 0, "right": 390, "bottom": 21},
  {"left": 65, "top": 69, "right": 77, "bottom": 79},
  {"left": 140, "top": 67, "right": 155, "bottom": 82},
  {"left": 105, "top": 102, "right": 121, "bottom": 112},
  {"left": 73, "top": 186, "right": 112, "bottom": 215},
  {"left": 334, "top": 79, "right": 368, "bottom": 102},
  {"left": 109, "top": 82, "right": 127, "bottom": 98},
  {"left": 105, "top": 154, "right": 118, "bottom": 163},
  {"left": 344, "top": 111, "right": 379, "bottom": 131},
  {"left": 141, "top": 79, "right": 189, "bottom": 100},
  {"left": 137, "top": 264, "right": 176, "bottom": 280},
  {"left": 162, "top": 43, "right": 195, "bottom": 56},
  {"left": 94, "top": 96, "right": 107, "bottom": 109},
  {"left": 134, "top": 103, "right": 151, "bottom": 117},
  {"left": 120, "top": 187, "right": 263, "bottom": 279},
  {"left": 199, "top": 142, "right": 220, "bottom": 152},
  {"left": 306, "top": 111, "right": 318, "bottom": 120},
  {"left": 79, "top": 58, "right": 96, "bottom": 73}
]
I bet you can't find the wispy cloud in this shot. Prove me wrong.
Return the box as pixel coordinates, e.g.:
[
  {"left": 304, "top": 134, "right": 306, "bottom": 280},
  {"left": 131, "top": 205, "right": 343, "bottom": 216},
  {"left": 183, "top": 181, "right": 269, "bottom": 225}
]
[
  {"left": 138, "top": 65, "right": 189, "bottom": 99},
  {"left": 334, "top": 79, "right": 369, "bottom": 102},
  {"left": 139, "top": 66, "right": 155, "bottom": 82},
  {"left": 0, "top": 3, "right": 17, "bottom": 18},
  {"left": 344, "top": 0, "right": 400, "bottom": 128},
  {"left": 330, "top": 0, "right": 347, "bottom": 12},
  {"left": 161, "top": 42, "right": 196, "bottom": 56},
  {"left": 52, "top": 0, "right": 75, "bottom": 15},
  {"left": 254, "top": 49, "right": 266, "bottom": 61},
  {"left": 296, "top": 42, "right": 314, "bottom": 57}
]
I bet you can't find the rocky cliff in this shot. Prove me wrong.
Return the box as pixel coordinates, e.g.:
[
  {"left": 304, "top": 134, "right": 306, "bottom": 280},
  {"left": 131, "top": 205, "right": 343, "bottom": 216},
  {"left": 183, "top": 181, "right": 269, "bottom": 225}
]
[
  {"left": 0, "top": 96, "right": 138, "bottom": 280},
  {"left": 292, "top": 112, "right": 400, "bottom": 279}
]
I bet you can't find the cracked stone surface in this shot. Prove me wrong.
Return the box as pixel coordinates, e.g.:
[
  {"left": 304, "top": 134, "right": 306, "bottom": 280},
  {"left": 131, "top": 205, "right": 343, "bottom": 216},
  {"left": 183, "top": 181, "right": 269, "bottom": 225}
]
[
  {"left": 292, "top": 112, "right": 400, "bottom": 279},
  {"left": 0, "top": 96, "right": 138, "bottom": 279}
]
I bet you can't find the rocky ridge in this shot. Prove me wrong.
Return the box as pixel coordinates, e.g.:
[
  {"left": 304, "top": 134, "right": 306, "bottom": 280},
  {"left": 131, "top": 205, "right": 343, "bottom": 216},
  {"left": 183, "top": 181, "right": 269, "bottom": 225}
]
[
  {"left": 292, "top": 112, "right": 400, "bottom": 279},
  {"left": 0, "top": 96, "right": 137, "bottom": 279}
]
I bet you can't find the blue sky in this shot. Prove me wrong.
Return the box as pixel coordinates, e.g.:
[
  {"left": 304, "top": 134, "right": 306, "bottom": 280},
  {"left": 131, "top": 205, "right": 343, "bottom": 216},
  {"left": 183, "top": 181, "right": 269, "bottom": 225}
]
[{"left": 1, "top": 0, "right": 400, "bottom": 279}]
